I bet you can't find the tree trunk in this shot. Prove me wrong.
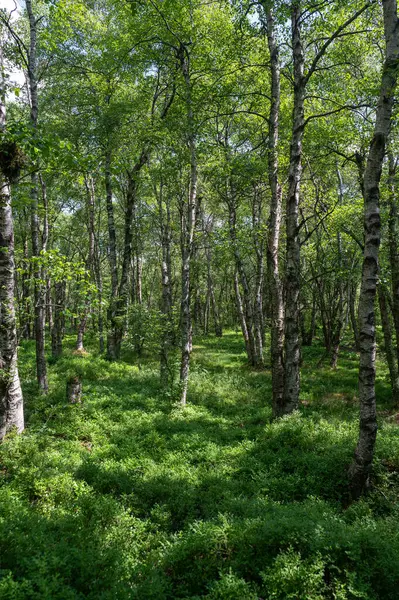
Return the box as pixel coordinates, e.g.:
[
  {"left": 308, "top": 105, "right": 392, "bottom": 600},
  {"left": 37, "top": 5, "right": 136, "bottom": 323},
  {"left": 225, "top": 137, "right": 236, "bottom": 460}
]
[
  {"left": 21, "top": 235, "right": 31, "bottom": 340},
  {"left": 378, "top": 283, "right": 399, "bottom": 404},
  {"left": 67, "top": 377, "right": 82, "bottom": 404},
  {"left": 75, "top": 176, "right": 96, "bottom": 353},
  {"left": 113, "top": 152, "right": 148, "bottom": 358},
  {"left": 51, "top": 281, "right": 65, "bottom": 359},
  {"left": 157, "top": 180, "right": 174, "bottom": 387},
  {"left": 387, "top": 151, "right": 399, "bottom": 371},
  {"left": 105, "top": 150, "right": 119, "bottom": 360},
  {"left": 228, "top": 197, "right": 258, "bottom": 366},
  {"left": 349, "top": 0, "right": 399, "bottom": 500},
  {"left": 282, "top": 1, "right": 305, "bottom": 414},
  {"left": 0, "top": 47, "right": 24, "bottom": 441},
  {"left": 179, "top": 44, "right": 198, "bottom": 406},
  {"left": 234, "top": 272, "right": 251, "bottom": 360},
  {"left": 252, "top": 187, "right": 264, "bottom": 367},
  {"left": 204, "top": 222, "right": 222, "bottom": 337},
  {"left": 349, "top": 282, "right": 360, "bottom": 350},
  {"left": 27, "top": 0, "right": 47, "bottom": 392},
  {"left": 265, "top": 6, "right": 285, "bottom": 416}
]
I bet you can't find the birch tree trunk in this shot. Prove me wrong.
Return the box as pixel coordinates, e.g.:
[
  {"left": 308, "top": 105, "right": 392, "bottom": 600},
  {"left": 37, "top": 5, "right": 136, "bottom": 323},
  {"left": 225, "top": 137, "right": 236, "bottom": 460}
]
[
  {"left": 51, "top": 281, "right": 65, "bottom": 358},
  {"left": 27, "top": 0, "right": 47, "bottom": 392},
  {"left": 349, "top": 283, "right": 360, "bottom": 350},
  {"left": 0, "top": 44, "right": 24, "bottom": 441},
  {"left": 282, "top": 1, "right": 305, "bottom": 414},
  {"left": 252, "top": 187, "right": 264, "bottom": 367},
  {"left": 234, "top": 271, "right": 251, "bottom": 361},
  {"left": 265, "top": 6, "right": 285, "bottom": 416},
  {"left": 228, "top": 197, "right": 258, "bottom": 366},
  {"left": 179, "top": 43, "right": 198, "bottom": 406},
  {"left": 105, "top": 149, "right": 119, "bottom": 360},
  {"left": 387, "top": 152, "right": 399, "bottom": 374},
  {"left": 378, "top": 283, "right": 399, "bottom": 404},
  {"left": 349, "top": 0, "right": 399, "bottom": 499},
  {"left": 75, "top": 176, "right": 96, "bottom": 353},
  {"left": 158, "top": 181, "right": 174, "bottom": 387},
  {"left": 21, "top": 234, "right": 31, "bottom": 340}
]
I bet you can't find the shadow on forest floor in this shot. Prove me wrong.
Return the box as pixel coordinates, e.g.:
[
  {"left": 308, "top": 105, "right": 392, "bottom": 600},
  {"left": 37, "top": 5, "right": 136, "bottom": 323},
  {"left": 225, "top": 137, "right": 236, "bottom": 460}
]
[{"left": 1, "top": 333, "right": 399, "bottom": 599}]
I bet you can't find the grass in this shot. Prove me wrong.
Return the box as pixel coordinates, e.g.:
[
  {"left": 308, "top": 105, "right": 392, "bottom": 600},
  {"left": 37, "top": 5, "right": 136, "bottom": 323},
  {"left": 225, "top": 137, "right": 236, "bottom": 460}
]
[{"left": 1, "top": 332, "right": 399, "bottom": 599}]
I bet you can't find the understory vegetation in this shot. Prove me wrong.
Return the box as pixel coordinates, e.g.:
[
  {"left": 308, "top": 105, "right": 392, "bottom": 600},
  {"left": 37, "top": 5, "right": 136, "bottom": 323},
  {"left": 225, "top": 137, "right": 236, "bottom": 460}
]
[{"left": 1, "top": 332, "right": 399, "bottom": 600}]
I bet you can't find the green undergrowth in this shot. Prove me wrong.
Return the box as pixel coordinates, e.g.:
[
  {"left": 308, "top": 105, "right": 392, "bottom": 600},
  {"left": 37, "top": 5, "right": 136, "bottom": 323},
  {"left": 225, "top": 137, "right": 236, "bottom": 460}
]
[{"left": 1, "top": 333, "right": 399, "bottom": 599}]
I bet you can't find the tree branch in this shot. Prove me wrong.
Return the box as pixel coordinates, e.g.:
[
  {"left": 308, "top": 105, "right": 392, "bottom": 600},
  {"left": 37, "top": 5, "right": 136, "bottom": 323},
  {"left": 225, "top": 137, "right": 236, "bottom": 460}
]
[{"left": 304, "top": 2, "right": 374, "bottom": 84}]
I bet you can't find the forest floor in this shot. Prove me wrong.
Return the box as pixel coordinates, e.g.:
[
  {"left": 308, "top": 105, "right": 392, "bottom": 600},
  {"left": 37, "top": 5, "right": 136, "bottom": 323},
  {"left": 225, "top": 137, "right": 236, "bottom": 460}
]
[{"left": 1, "top": 332, "right": 399, "bottom": 599}]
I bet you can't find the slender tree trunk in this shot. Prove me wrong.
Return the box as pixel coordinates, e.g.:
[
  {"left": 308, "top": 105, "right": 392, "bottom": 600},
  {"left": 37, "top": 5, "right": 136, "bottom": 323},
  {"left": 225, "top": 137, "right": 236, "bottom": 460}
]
[
  {"left": 252, "top": 188, "right": 264, "bottom": 367},
  {"left": 113, "top": 153, "right": 148, "bottom": 357},
  {"left": 234, "top": 271, "right": 251, "bottom": 360},
  {"left": 39, "top": 176, "right": 53, "bottom": 338},
  {"left": 157, "top": 181, "right": 174, "bottom": 386},
  {"left": 95, "top": 249, "right": 104, "bottom": 354},
  {"left": 349, "top": 0, "right": 399, "bottom": 499},
  {"left": 205, "top": 223, "right": 222, "bottom": 337},
  {"left": 265, "top": 6, "right": 285, "bottom": 416},
  {"left": 21, "top": 235, "right": 31, "bottom": 340},
  {"left": 228, "top": 198, "right": 258, "bottom": 366},
  {"left": 27, "top": 0, "right": 47, "bottom": 392},
  {"left": 105, "top": 150, "right": 119, "bottom": 360},
  {"left": 387, "top": 151, "right": 399, "bottom": 370},
  {"left": 75, "top": 177, "right": 96, "bottom": 352},
  {"left": 378, "top": 283, "right": 399, "bottom": 404},
  {"left": 330, "top": 169, "right": 347, "bottom": 369},
  {"left": 350, "top": 282, "right": 360, "bottom": 350},
  {"left": 179, "top": 44, "right": 198, "bottom": 406},
  {"left": 282, "top": 2, "right": 305, "bottom": 414},
  {"left": 51, "top": 281, "right": 65, "bottom": 358},
  {"left": 211, "top": 287, "right": 222, "bottom": 337},
  {"left": 0, "top": 46, "right": 24, "bottom": 441},
  {"left": 136, "top": 255, "right": 143, "bottom": 305}
]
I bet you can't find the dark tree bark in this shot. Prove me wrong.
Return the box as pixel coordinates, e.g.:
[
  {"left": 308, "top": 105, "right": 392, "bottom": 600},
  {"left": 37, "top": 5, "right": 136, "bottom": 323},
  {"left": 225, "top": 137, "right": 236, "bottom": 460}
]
[
  {"left": 349, "top": 0, "right": 399, "bottom": 499},
  {"left": 112, "top": 151, "right": 149, "bottom": 358}
]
